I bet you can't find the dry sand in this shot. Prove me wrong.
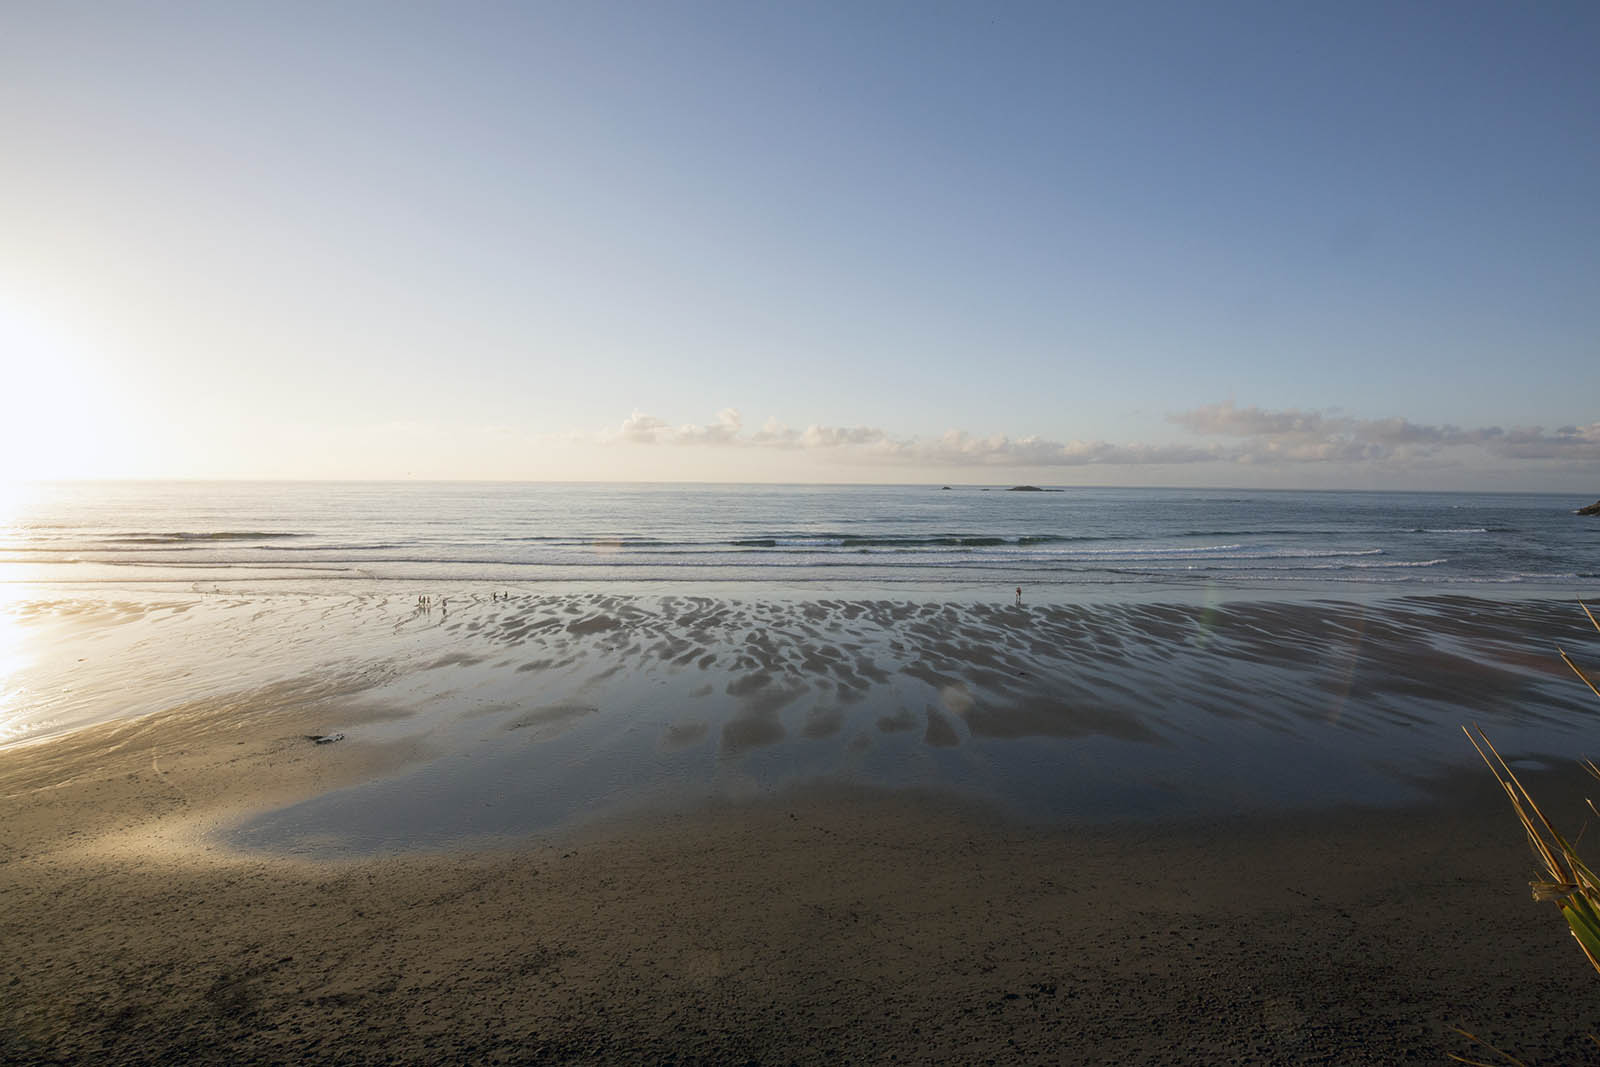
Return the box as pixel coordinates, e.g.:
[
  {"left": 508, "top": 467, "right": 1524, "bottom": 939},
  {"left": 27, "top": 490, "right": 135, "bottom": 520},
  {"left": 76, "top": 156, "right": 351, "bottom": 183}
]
[{"left": 5, "top": 686, "right": 1600, "bottom": 1065}]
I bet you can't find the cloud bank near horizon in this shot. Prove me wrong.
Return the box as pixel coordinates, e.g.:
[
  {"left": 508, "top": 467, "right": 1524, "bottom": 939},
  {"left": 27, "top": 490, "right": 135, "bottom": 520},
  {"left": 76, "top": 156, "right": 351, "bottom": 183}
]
[{"left": 601, "top": 403, "right": 1600, "bottom": 469}]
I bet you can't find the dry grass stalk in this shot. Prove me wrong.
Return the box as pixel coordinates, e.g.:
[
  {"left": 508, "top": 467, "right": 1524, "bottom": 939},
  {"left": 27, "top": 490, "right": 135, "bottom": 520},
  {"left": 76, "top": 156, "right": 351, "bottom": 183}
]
[
  {"left": 1464, "top": 600, "right": 1600, "bottom": 978},
  {"left": 1447, "top": 1024, "right": 1530, "bottom": 1066},
  {"left": 1559, "top": 600, "right": 1600, "bottom": 702},
  {"left": 1463, "top": 725, "right": 1600, "bottom": 975},
  {"left": 1450, "top": 601, "right": 1600, "bottom": 1063}
]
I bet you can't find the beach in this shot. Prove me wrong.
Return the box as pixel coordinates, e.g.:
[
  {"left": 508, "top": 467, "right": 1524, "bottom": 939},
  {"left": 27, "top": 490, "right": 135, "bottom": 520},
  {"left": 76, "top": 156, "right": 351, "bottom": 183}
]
[
  {"left": 4, "top": 484, "right": 1599, "bottom": 1062},
  {"left": 3, "top": 694, "right": 1598, "bottom": 1064},
  {"left": 5, "top": 584, "right": 1600, "bottom": 1064},
  {"left": 6, "top": 0, "right": 1596, "bottom": 1050}
]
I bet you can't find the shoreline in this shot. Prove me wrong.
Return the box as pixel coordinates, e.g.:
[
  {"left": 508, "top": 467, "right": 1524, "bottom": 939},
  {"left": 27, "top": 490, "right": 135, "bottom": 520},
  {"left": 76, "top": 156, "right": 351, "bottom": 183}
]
[
  {"left": 5, "top": 697, "right": 1600, "bottom": 1064},
  {"left": 3, "top": 482, "right": 1591, "bottom": 600},
  {"left": 4, "top": 587, "right": 1596, "bottom": 843},
  {"left": 3, "top": 573, "right": 1590, "bottom": 604},
  {"left": 5, "top": 580, "right": 1600, "bottom": 1061},
  {"left": 5, "top": 586, "right": 1591, "bottom": 746}
]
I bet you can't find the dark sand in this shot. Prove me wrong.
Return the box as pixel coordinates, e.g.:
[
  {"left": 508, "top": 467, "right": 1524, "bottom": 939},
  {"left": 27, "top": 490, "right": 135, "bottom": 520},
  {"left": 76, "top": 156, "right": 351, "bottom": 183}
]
[{"left": 5, "top": 687, "right": 1600, "bottom": 1065}]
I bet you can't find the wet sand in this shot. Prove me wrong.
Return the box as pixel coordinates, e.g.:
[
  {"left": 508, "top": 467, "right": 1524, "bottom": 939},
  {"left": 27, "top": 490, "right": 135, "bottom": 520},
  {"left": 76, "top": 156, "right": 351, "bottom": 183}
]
[
  {"left": 7, "top": 590, "right": 1592, "bottom": 751},
  {"left": 5, "top": 677, "right": 1600, "bottom": 1064},
  {"left": 5, "top": 590, "right": 1600, "bottom": 1063}
]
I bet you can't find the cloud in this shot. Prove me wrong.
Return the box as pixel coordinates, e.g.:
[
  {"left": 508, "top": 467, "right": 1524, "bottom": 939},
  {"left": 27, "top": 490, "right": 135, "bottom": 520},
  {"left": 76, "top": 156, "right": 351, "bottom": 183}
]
[
  {"left": 604, "top": 412, "right": 1217, "bottom": 466},
  {"left": 673, "top": 408, "right": 743, "bottom": 445},
  {"left": 800, "top": 424, "right": 888, "bottom": 448},
  {"left": 613, "top": 410, "right": 888, "bottom": 451},
  {"left": 1168, "top": 402, "right": 1600, "bottom": 464},
  {"left": 614, "top": 411, "right": 672, "bottom": 444},
  {"left": 601, "top": 404, "right": 1600, "bottom": 469},
  {"left": 1169, "top": 404, "right": 1340, "bottom": 439},
  {"left": 1491, "top": 423, "right": 1600, "bottom": 460},
  {"left": 883, "top": 430, "right": 1220, "bottom": 467}
]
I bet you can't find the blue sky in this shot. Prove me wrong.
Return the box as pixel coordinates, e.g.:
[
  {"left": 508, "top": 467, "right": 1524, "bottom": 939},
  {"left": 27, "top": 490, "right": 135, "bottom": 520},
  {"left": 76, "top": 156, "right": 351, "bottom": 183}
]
[{"left": 2, "top": 1, "right": 1596, "bottom": 487}]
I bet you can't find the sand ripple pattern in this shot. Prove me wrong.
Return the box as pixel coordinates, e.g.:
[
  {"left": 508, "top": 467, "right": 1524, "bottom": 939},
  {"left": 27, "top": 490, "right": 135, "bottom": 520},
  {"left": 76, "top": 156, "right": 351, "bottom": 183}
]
[{"left": 63, "top": 590, "right": 1575, "bottom": 852}]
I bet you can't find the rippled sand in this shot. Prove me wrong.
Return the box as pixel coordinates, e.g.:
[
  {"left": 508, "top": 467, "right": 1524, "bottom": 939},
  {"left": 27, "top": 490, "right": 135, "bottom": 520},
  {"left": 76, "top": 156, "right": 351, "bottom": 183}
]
[
  {"left": 4, "top": 590, "right": 1594, "bottom": 839},
  {"left": 4, "top": 588, "right": 1600, "bottom": 1062}
]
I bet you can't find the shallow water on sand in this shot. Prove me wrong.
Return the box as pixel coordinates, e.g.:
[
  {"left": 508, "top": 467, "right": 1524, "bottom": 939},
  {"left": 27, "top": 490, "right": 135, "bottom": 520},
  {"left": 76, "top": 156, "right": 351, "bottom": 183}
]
[
  {"left": 5, "top": 576, "right": 1597, "bottom": 854},
  {"left": 1, "top": 587, "right": 1559, "bottom": 855}
]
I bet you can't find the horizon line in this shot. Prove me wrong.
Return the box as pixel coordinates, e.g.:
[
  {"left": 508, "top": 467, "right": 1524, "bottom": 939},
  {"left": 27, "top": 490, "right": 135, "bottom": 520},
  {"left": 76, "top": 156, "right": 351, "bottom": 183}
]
[{"left": 4, "top": 477, "right": 1594, "bottom": 498}]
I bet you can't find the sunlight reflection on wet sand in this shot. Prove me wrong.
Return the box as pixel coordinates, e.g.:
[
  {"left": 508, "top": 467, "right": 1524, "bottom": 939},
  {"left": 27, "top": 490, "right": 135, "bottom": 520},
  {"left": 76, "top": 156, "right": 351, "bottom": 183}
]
[{"left": 3, "top": 584, "right": 1594, "bottom": 852}]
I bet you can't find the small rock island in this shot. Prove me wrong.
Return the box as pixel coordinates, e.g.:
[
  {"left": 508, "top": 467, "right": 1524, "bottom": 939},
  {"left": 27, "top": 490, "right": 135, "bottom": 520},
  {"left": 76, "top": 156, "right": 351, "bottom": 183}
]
[{"left": 1578, "top": 499, "right": 1600, "bottom": 515}]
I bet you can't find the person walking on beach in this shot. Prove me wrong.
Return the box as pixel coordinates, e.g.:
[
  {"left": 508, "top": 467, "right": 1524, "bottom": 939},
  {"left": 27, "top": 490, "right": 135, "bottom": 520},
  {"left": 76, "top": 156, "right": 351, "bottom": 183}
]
[{"left": 1015, "top": 586, "right": 1022, "bottom": 605}]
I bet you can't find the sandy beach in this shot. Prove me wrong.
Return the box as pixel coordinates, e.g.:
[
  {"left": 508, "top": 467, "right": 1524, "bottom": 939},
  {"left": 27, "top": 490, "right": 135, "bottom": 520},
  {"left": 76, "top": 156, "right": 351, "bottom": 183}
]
[
  {"left": 4, "top": 589, "right": 1600, "bottom": 1063},
  {"left": 6, "top": 0, "right": 1596, "bottom": 1052},
  {"left": 4, "top": 699, "right": 1600, "bottom": 1065}
]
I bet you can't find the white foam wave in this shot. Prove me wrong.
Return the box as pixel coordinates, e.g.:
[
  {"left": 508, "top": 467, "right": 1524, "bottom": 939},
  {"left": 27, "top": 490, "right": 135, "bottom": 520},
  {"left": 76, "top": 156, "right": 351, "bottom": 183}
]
[
  {"left": 1261, "top": 547, "right": 1384, "bottom": 559},
  {"left": 1064, "top": 542, "right": 1244, "bottom": 556}
]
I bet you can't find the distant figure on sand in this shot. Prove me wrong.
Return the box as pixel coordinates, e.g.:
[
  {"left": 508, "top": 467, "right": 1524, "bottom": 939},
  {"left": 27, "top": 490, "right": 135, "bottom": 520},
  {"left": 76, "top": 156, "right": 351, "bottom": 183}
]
[{"left": 1015, "top": 586, "right": 1022, "bottom": 605}]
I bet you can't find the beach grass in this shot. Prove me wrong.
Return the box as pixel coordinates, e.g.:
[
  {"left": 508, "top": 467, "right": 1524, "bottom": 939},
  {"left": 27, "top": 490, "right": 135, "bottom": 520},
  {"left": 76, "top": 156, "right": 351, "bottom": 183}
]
[
  {"left": 1453, "top": 601, "right": 1600, "bottom": 1065},
  {"left": 1465, "top": 600, "right": 1600, "bottom": 976},
  {"left": 1464, "top": 724, "right": 1600, "bottom": 974}
]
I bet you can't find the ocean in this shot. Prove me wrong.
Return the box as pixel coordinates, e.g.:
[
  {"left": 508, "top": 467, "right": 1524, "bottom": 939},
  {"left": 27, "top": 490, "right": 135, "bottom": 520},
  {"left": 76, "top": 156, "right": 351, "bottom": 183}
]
[
  {"left": 3, "top": 481, "right": 1598, "bottom": 851},
  {"left": 3, "top": 481, "right": 1595, "bottom": 592}
]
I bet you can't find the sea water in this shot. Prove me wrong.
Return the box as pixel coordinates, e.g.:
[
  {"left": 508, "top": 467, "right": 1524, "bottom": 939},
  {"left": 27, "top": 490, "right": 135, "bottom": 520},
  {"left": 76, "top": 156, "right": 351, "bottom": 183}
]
[{"left": 2, "top": 481, "right": 1595, "bottom": 592}]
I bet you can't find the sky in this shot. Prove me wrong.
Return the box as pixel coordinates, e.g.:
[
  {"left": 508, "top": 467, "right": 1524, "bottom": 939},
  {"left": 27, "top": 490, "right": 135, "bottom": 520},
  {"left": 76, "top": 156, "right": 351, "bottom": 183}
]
[{"left": 2, "top": 1, "right": 1597, "bottom": 489}]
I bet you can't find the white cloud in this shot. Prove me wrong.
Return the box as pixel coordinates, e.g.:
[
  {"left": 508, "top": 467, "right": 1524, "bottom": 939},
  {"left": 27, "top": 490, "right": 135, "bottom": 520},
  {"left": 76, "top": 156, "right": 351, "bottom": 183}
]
[
  {"left": 1168, "top": 402, "right": 1600, "bottom": 464},
  {"left": 613, "top": 411, "right": 672, "bottom": 444},
  {"left": 672, "top": 407, "right": 743, "bottom": 445},
  {"left": 860, "top": 430, "right": 1220, "bottom": 467},
  {"left": 598, "top": 403, "right": 1600, "bottom": 471},
  {"left": 799, "top": 424, "right": 888, "bottom": 448},
  {"left": 613, "top": 410, "right": 888, "bottom": 451},
  {"left": 1491, "top": 423, "right": 1600, "bottom": 460}
]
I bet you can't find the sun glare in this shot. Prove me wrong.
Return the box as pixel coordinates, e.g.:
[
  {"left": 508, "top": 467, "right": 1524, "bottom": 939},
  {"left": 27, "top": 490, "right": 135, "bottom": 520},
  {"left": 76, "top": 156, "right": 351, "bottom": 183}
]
[
  {"left": 0, "top": 478, "right": 34, "bottom": 528},
  {"left": 0, "top": 312, "right": 118, "bottom": 481}
]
